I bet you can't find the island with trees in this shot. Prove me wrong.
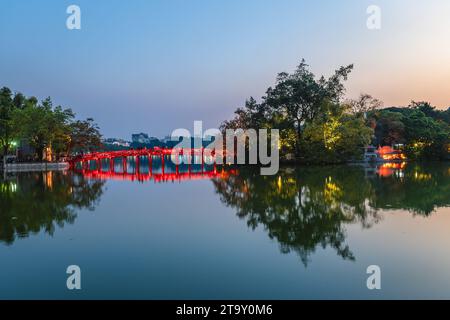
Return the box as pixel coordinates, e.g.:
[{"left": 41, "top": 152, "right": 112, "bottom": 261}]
[{"left": 221, "top": 59, "right": 450, "bottom": 163}]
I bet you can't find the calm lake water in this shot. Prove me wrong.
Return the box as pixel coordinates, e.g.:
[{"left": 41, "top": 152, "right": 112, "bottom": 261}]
[{"left": 0, "top": 161, "right": 449, "bottom": 299}]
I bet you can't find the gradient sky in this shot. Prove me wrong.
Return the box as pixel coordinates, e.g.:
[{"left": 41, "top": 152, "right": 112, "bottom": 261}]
[{"left": 1, "top": 0, "right": 449, "bottom": 139}]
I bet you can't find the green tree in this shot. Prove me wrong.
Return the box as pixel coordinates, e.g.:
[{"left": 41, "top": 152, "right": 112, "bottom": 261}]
[
  {"left": 0, "top": 87, "right": 15, "bottom": 156},
  {"left": 222, "top": 60, "right": 355, "bottom": 160},
  {"left": 369, "top": 104, "right": 449, "bottom": 160},
  {"left": 410, "top": 101, "right": 450, "bottom": 124},
  {"left": 68, "top": 118, "right": 102, "bottom": 154},
  {"left": 264, "top": 60, "right": 353, "bottom": 156},
  {"left": 300, "top": 104, "right": 373, "bottom": 163},
  {"left": 0, "top": 87, "right": 32, "bottom": 157},
  {"left": 2, "top": 87, "right": 102, "bottom": 161},
  {"left": 401, "top": 109, "right": 449, "bottom": 159},
  {"left": 13, "top": 97, "right": 74, "bottom": 160},
  {"left": 371, "top": 110, "right": 406, "bottom": 146}
]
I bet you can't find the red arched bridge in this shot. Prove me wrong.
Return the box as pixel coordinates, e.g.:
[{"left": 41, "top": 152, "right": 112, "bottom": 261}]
[{"left": 69, "top": 147, "right": 233, "bottom": 182}]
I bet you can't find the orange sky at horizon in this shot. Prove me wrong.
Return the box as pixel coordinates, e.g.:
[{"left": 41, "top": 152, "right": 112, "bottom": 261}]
[{"left": 343, "top": 1, "right": 450, "bottom": 109}]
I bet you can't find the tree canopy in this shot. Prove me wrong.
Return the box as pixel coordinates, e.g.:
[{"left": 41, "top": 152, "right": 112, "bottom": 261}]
[
  {"left": 0, "top": 86, "right": 102, "bottom": 160},
  {"left": 221, "top": 60, "right": 373, "bottom": 163},
  {"left": 368, "top": 102, "right": 450, "bottom": 160},
  {"left": 222, "top": 60, "right": 449, "bottom": 163}
]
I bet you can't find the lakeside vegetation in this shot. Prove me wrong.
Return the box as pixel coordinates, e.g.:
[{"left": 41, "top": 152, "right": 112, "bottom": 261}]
[
  {"left": 0, "top": 87, "right": 102, "bottom": 162},
  {"left": 1, "top": 60, "right": 449, "bottom": 164},
  {"left": 222, "top": 60, "right": 450, "bottom": 163}
]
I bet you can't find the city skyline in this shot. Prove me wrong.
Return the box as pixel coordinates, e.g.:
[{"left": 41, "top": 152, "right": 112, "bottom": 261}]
[{"left": 1, "top": 0, "right": 449, "bottom": 139}]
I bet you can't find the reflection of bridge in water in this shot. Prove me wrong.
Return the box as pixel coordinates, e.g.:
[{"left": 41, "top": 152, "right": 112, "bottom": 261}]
[
  {"left": 69, "top": 148, "right": 236, "bottom": 183},
  {"left": 77, "top": 168, "right": 237, "bottom": 183}
]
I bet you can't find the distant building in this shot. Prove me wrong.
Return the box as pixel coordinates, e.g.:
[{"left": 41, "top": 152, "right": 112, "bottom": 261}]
[
  {"left": 132, "top": 133, "right": 151, "bottom": 144},
  {"left": 377, "top": 145, "right": 407, "bottom": 161},
  {"left": 161, "top": 135, "right": 172, "bottom": 144},
  {"left": 363, "top": 145, "right": 379, "bottom": 162},
  {"left": 103, "top": 138, "right": 130, "bottom": 148},
  {"left": 363, "top": 144, "right": 406, "bottom": 162},
  {"left": 131, "top": 133, "right": 161, "bottom": 148}
]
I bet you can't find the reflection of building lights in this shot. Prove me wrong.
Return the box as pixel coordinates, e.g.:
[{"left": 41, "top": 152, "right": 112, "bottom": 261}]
[
  {"left": 377, "top": 146, "right": 407, "bottom": 161},
  {"left": 45, "top": 172, "right": 53, "bottom": 189},
  {"left": 414, "top": 172, "right": 432, "bottom": 181},
  {"left": 324, "top": 176, "right": 342, "bottom": 203},
  {"left": 1, "top": 182, "right": 18, "bottom": 193},
  {"left": 378, "top": 162, "right": 407, "bottom": 178},
  {"left": 242, "top": 181, "right": 249, "bottom": 194},
  {"left": 44, "top": 147, "right": 52, "bottom": 161}
]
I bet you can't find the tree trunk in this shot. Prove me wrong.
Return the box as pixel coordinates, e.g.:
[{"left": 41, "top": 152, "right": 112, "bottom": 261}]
[
  {"left": 37, "top": 147, "right": 44, "bottom": 162},
  {"left": 2, "top": 144, "right": 8, "bottom": 157},
  {"left": 295, "top": 120, "right": 302, "bottom": 159}
]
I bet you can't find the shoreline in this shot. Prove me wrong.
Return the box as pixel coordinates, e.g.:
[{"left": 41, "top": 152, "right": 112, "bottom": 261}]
[
  {"left": 2, "top": 162, "right": 69, "bottom": 172},
  {"left": 1, "top": 159, "right": 448, "bottom": 173}
]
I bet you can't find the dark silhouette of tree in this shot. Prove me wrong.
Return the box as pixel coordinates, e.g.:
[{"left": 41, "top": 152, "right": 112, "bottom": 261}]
[
  {"left": 68, "top": 118, "right": 102, "bottom": 155},
  {"left": 345, "top": 93, "right": 383, "bottom": 116}
]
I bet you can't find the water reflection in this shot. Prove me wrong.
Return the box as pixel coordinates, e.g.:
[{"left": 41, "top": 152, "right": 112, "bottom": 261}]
[
  {"left": 76, "top": 163, "right": 237, "bottom": 183},
  {"left": 212, "top": 163, "right": 450, "bottom": 265},
  {"left": 0, "top": 171, "right": 105, "bottom": 245},
  {"left": 368, "top": 163, "right": 450, "bottom": 215},
  {"left": 0, "top": 165, "right": 235, "bottom": 245},
  {"left": 1, "top": 162, "right": 449, "bottom": 268}
]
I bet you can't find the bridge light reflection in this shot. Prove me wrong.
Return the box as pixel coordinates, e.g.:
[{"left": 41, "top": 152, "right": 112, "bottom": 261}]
[
  {"left": 69, "top": 148, "right": 234, "bottom": 183},
  {"left": 75, "top": 167, "right": 237, "bottom": 183}
]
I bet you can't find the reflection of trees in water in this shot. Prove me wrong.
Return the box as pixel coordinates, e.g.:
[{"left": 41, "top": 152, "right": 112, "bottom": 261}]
[
  {"left": 369, "top": 164, "right": 450, "bottom": 215},
  {"left": 0, "top": 171, "right": 105, "bottom": 245},
  {"left": 212, "top": 164, "right": 450, "bottom": 265}
]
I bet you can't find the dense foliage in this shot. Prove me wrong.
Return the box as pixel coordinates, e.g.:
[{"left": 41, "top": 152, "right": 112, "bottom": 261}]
[
  {"left": 368, "top": 102, "right": 450, "bottom": 160},
  {"left": 0, "top": 87, "right": 102, "bottom": 161},
  {"left": 222, "top": 60, "right": 449, "bottom": 163},
  {"left": 221, "top": 60, "right": 373, "bottom": 163}
]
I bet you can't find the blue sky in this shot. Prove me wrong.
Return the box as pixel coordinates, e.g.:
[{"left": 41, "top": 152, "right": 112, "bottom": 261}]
[{"left": 1, "top": 0, "right": 449, "bottom": 139}]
